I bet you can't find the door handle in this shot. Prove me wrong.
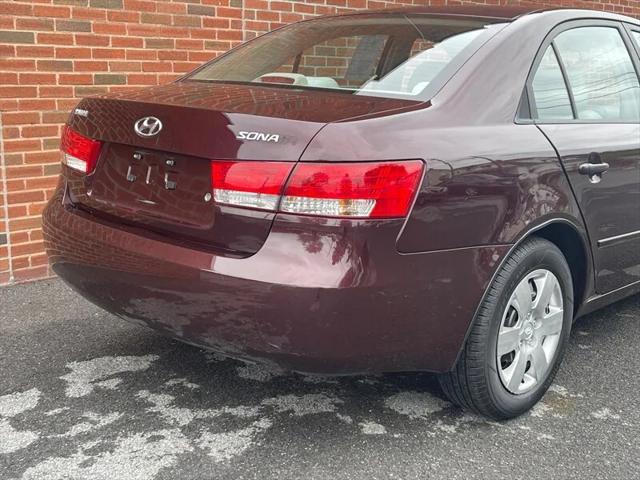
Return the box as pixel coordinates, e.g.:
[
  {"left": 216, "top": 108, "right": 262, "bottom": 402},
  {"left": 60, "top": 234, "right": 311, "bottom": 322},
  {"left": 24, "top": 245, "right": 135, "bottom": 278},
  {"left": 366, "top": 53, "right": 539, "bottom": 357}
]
[
  {"left": 578, "top": 162, "right": 610, "bottom": 176},
  {"left": 578, "top": 160, "right": 609, "bottom": 183}
]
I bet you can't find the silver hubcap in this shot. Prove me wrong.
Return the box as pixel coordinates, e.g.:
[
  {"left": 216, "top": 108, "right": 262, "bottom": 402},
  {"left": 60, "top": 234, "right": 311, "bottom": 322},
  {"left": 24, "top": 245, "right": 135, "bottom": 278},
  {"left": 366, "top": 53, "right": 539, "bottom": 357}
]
[{"left": 496, "top": 269, "right": 564, "bottom": 395}]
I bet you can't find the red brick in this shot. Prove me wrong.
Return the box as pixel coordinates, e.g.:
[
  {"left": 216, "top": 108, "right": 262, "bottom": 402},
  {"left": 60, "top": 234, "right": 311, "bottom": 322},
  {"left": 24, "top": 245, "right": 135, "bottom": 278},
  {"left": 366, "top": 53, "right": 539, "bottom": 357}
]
[
  {"left": 13, "top": 266, "right": 50, "bottom": 283},
  {"left": 108, "top": 10, "right": 141, "bottom": 22},
  {"left": 92, "top": 22, "right": 127, "bottom": 35},
  {"left": 0, "top": 2, "right": 33, "bottom": 16},
  {"left": 0, "top": 73, "right": 19, "bottom": 84},
  {"left": 75, "top": 34, "right": 111, "bottom": 46},
  {"left": 74, "top": 60, "right": 109, "bottom": 72},
  {"left": 37, "top": 32, "right": 75, "bottom": 45},
  {"left": 112, "top": 36, "right": 144, "bottom": 48},
  {"left": 16, "top": 45, "right": 55, "bottom": 57},
  {"left": 43, "top": 111, "right": 70, "bottom": 124},
  {"left": 39, "top": 86, "right": 75, "bottom": 98},
  {"left": 16, "top": 18, "right": 55, "bottom": 31},
  {"left": 8, "top": 205, "right": 28, "bottom": 218},
  {"left": 55, "top": 47, "right": 93, "bottom": 58},
  {"left": 2, "top": 111, "right": 40, "bottom": 126},
  {"left": 6, "top": 165, "right": 45, "bottom": 180},
  {"left": 92, "top": 48, "right": 126, "bottom": 59},
  {"left": 128, "top": 73, "right": 158, "bottom": 84},
  {"left": 20, "top": 99, "right": 58, "bottom": 110},
  {"left": 0, "top": 86, "right": 38, "bottom": 99},
  {"left": 21, "top": 125, "right": 60, "bottom": 138},
  {"left": 30, "top": 253, "right": 49, "bottom": 267},
  {"left": 8, "top": 190, "right": 45, "bottom": 205},
  {"left": 0, "top": 44, "right": 15, "bottom": 57},
  {"left": 33, "top": 5, "right": 72, "bottom": 18},
  {"left": 19, "top": 73, "right": 57, "bottom": 85},
  {"left": 123, "top": 0, "right": 156, "bottom": 12},
  {"left": 24, "top": 151, "right": 60, "bottom": 164},
  {"left": 59, "top": 74, "right": 93, "bottom": 85},
  {"left": 26, "top": 176, "right": 60, "bottom": 190},
  {"left": 72, "top": 7, "right": 108, "bottom": 21},
  {"left": 0, "top": 59, "right": 36, "bottom": 71}
]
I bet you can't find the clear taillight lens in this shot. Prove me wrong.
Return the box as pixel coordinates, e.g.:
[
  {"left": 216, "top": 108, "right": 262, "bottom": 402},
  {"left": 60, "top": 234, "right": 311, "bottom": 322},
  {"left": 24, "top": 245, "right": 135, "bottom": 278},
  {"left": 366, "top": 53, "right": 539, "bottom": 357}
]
[
  {"left": 281, "top": 161, "right": 424, "bottom": 218},
  {"left": 210, "top": 160, "right": 424, "bottom": 219},
  {"left": 60, "top": 126, "right": 102, "bottom": 174},
  {"left": 211, "top": 161, "right": 293, "bottom": 211}
]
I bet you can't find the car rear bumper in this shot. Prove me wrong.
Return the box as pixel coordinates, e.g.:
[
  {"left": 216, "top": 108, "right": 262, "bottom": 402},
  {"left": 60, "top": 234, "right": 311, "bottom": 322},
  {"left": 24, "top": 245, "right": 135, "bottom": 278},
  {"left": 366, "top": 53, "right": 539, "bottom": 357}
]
[{"left": 43, "top": 182, "right": 509, "bottom": 374}]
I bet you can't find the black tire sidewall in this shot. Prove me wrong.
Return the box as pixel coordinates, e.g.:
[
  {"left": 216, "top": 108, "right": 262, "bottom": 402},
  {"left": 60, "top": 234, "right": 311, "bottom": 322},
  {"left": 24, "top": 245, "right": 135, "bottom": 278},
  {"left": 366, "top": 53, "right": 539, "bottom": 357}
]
[{"left": 484, "top": 240, "right": 574, "bottom": 417}]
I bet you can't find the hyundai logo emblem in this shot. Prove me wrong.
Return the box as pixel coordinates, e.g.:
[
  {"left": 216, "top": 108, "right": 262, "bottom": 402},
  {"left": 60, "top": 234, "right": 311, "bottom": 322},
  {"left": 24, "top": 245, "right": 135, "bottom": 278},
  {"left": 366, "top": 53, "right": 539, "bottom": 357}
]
[{"left": 134, "top": 116, "right": 163, "bottom": 137}]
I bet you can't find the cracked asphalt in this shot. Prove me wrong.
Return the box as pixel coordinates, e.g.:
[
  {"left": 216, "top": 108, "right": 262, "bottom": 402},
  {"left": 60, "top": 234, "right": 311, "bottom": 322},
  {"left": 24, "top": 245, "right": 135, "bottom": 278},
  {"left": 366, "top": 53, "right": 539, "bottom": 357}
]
[{"left": 1, "top": 278, "right": 639, "bottom": 480}]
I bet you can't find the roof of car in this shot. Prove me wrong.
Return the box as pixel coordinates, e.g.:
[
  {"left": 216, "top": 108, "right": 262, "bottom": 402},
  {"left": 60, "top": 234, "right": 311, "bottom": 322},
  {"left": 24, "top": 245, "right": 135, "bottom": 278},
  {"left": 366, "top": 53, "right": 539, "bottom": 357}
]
[
  {"left": 319, "top": 5, "right": 638, "bottom": 24},
  {"left": 326, "top": 5, "right": 552, "bottom": 21}
]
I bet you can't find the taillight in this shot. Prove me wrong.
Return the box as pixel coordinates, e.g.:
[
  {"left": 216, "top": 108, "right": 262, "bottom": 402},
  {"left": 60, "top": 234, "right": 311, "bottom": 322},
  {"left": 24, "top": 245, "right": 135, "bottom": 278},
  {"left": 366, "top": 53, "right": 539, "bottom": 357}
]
[
  {"left": 211, "top": 160, "right": 424, "bottom": 219},
  {"left": 60, "top": 125, "right": 102, "bottom": 174},
  {"left": 211, "top": 161, "right": 293, "bottom": 211},
  {"left": 281, "top": 161, "right": 424, "bottom": 218}
]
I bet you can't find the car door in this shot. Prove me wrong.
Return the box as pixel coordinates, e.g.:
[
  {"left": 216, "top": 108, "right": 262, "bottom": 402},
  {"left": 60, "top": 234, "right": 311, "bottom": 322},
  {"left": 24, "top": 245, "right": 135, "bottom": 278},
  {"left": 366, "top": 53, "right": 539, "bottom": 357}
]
[{"left": 526, "top": 20, "right": 640, "bottom": 294}]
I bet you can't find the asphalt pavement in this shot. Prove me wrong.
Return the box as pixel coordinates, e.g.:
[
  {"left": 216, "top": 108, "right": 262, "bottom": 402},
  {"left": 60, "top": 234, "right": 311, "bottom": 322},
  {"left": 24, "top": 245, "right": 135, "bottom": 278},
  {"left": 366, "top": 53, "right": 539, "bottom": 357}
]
[{"left": 1, "top": 278, "right": 639, "bottom": 480}]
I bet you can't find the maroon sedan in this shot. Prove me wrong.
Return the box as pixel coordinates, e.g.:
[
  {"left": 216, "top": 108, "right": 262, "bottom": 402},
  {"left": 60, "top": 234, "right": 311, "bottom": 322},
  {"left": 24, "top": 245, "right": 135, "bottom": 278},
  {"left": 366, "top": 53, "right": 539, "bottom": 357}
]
[{"left": 43, "top": 6, "right": 640, "bottom": 419}]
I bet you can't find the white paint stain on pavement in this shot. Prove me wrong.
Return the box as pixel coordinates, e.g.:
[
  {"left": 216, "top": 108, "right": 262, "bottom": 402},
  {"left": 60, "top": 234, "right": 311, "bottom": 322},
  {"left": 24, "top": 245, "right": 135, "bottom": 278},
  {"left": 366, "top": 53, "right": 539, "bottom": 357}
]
[
  {"left": 94, "top": 378, "right": 122, "bottom": 391},
  {"left": 20, "top": 428, "right": 193, "bottom": 480},
  {"left": 137, "top": 391, "right": 197, "bottom": 426},
  {"left": 0, "top": 419, "right": 39, "bottom": 454},
  {"left": 165, "top": 378, "right": 200, "bottom": 389},
  {"left": 384, "top": 392, "right": 449, "bottom": 419},
  {"left": 55, "top": 412, "right": 123, "bottom": 438},
  {"left": 197, "top": 418, "right": 273, "bottom": 463},
  {"left": 0, "top": 388, "right": 41, "bottom": 417},
  {"left": 336, "top": 413, "right": 353, "bottom": 424},
  {"left": 0, "top": 388, "right": 42, "bottom": 454},
  {"left": 530, "top": 401, "right": 552, "bottom": 418},
  {"left": 548, "top": 384, "right": 583, "bottom": 398},
  {"left": 137, "top": 390, "right": 261, "bottom": 427},
  {"left": 60, "top": 355, "right": 159, "bottom": 398},
  {"left": 261, "top": 393, "right": 343, "bottom": 416},
  {"left": 359, "top": 421, "right": 387, "bottom": 435},
  {"left": 591, "top": 408, "right": 620, "bottom": 420},
  {"left": 236, "top": 362, "right": 284, "bottom": 382}
]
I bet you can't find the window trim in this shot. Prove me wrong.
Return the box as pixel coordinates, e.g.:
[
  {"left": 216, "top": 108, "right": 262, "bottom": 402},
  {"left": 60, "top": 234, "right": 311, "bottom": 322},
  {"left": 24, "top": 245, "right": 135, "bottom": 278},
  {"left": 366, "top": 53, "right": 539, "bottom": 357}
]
[
  {"left": 622, "top": 23, "right": 640, "bottom": 59},
  {"left": 550, "top": 42, "right": 577, "bottom": 119},
  {"left": 519, "top": 19, "right": 640, "bottom": 125}
]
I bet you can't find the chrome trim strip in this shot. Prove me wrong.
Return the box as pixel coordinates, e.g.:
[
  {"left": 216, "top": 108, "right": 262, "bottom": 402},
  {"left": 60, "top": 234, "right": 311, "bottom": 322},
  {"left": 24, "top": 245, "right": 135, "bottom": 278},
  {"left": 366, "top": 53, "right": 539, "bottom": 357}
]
[{"left": 597, "top": 230, "right": 640, "bottom": 247}]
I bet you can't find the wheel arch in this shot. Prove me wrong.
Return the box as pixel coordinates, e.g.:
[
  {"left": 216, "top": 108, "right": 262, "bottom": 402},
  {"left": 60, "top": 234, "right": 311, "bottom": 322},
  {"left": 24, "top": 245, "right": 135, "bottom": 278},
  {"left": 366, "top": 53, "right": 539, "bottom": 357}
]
[
  {"left": 530, "top": 221, "right": 591, "bottom": 316},
  {"left": 450, "top": 217, "right": 593, "bottom": 371}
]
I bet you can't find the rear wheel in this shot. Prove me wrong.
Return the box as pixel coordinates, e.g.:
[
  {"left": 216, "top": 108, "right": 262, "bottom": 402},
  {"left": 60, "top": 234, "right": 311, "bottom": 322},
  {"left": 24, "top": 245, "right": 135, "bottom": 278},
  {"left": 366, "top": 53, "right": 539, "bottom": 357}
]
[{"left": 438, "top": 237, "right": 574, "bottom": 420}]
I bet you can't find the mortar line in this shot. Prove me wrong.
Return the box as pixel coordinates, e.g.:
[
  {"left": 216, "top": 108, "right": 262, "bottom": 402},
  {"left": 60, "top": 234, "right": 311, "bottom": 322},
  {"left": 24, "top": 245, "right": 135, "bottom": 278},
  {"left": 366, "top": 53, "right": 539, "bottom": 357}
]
[
  {"left": 242, "top": 0, "right": 246, "bottom": 42},
  {"left": 0, "top": 112, "right": 14, "bottom": 283}
]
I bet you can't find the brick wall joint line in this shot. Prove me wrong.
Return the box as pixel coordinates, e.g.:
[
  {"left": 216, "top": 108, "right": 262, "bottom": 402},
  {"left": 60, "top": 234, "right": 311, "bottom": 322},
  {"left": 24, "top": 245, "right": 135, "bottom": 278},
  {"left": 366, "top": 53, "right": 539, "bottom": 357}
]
[{"left": 0, "top": 112, "right": 15, "bottom": 284}]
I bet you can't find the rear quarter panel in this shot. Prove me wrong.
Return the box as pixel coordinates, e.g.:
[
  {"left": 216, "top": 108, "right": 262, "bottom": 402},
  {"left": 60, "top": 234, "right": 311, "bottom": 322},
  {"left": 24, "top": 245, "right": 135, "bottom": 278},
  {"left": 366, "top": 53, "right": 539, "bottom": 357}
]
[{"left": 301, "top": 11, "right": 591, "bottom": 253}]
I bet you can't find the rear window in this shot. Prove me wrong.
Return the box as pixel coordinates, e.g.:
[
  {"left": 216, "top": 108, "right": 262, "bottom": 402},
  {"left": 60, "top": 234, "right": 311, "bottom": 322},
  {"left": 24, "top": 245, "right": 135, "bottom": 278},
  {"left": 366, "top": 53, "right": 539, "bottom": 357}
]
[{"left": 186, "top": 15, "right": 506, "bottom": 101}]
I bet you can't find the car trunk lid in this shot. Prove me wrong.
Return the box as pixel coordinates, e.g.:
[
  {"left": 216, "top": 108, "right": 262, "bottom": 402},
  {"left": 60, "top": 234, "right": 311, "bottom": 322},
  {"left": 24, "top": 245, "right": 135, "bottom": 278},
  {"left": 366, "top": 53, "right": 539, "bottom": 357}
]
[{"left": 64, "top": 81, "right": 419, "bottom": 256}]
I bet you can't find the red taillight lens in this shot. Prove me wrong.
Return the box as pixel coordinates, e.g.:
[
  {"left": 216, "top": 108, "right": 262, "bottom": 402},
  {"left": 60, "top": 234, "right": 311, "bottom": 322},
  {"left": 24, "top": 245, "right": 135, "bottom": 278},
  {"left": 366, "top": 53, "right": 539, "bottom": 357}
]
[
  {"left": 282, "top": 161, "right": 424, "bottom": 218},
  {"left": 211, "top": 160, "right": 294, "bottom": 211},
  {"left": 211, "top": 159, "right": 424, "bottom": 219},
  {"left": 60, "top": 125, "right": 102, "bottom": 174}
]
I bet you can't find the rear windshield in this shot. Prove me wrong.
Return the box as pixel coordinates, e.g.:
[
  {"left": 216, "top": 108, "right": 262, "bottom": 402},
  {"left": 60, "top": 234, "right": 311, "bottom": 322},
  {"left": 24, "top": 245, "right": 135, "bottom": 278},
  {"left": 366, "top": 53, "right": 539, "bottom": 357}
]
[{"left": 186, "top": 14, "right": 506, "bottom": 101}]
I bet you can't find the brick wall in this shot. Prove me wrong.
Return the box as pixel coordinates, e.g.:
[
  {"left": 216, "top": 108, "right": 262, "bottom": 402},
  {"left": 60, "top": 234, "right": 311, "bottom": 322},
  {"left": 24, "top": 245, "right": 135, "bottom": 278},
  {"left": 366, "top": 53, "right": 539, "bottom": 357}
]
[{"left": 1, "top": 0, "right": 639, "bottom": 285}]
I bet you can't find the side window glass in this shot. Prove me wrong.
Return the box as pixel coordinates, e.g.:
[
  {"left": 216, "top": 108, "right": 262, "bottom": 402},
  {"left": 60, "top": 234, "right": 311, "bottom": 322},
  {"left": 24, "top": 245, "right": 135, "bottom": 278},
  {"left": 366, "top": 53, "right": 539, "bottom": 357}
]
[
  {"left": 554, "top": 26, "right": 640, "bottom": 122},
  {"left": 531, "top": 46, "right": 574, "bottom": 120}
]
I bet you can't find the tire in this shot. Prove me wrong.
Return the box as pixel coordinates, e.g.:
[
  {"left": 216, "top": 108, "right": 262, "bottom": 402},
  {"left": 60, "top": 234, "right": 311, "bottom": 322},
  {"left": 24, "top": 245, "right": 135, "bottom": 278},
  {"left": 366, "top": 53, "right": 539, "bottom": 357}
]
[{"left": 438, "top": 237, "right": 574, "bottom": 420}]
